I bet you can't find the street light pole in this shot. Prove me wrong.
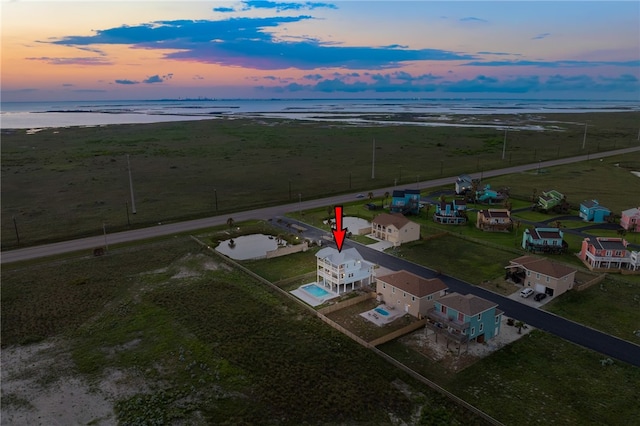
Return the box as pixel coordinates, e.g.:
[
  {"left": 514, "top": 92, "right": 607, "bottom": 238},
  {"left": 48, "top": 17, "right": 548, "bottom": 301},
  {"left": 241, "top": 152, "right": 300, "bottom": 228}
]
[
  {"left": 103, "top": 222, "right": 109, "bottom": 252},
  {"left": 214, "top": 188, "right": 218, "bottom": 212},
  {"left": 298, "top": 193, "right": 302, "bottom": 216}
]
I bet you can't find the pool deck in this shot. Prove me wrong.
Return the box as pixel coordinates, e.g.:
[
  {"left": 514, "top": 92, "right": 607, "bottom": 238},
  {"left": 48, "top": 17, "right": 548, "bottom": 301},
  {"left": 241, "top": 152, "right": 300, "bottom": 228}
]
[
  {"left": 360, "top": 305, "right": 405, "bottom": 326},
  {"left": 290, "top": 282, "right": 339, "bottom": 307}
]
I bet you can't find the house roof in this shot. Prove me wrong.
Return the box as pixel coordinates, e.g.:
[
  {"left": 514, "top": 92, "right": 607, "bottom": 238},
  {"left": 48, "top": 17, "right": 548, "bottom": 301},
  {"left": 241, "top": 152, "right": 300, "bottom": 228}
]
[
  {"left": 529, "top": 228, "right": 562, "bottom": 240},
  {"left": 316, "top": 247, "right": 364, "bottom": 264},
  {"left": 509, "top": 255, "right": 576, "bottom": 279},
  {"left": 621, "top": 207, "right": 640, "bottom": 217},
  {"left": 377, "top": 270, "right": 447, "bottom": 297},
  {"left": 584, "top": 236, "right": 627, "bottom": 251},
  {"left": 456, "top": 174, "right": 472, "bottom": 184},
  {"left": 479, "top": 209, "right": 510, "bottom": 218},
  {"left": 372, "top": 212, "right": 413, "bottom": 229},
  {"left": 581, "top": 200, "right": 609, "bottom": 211},
  {"left": 437, "top": 292, "right": 497, "bottom": 316}
]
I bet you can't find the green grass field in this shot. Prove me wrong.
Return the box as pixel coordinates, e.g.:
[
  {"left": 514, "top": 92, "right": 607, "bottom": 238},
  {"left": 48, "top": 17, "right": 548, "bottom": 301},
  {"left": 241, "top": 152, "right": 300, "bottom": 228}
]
[
  {"left": 1, "top": 235, "right": 488, "bottom": 425},
  {"left": 2, "top": 112, "right": 639, "bottom": 249}
]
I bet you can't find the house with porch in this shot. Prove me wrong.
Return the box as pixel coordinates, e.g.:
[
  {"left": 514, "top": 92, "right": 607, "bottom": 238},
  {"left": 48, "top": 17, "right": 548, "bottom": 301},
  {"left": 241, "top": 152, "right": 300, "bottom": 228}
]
[
  {"left": 376, "top": 270, "right": 447, "bottom": 319},
  {"left": 455, "top": 174, "right": 473, "bottom": 195},
  {"left": 371, "top": 213, "right": 420, "bottom": 246},
  {"left": 316, "top": 247, "right": 375, "bottom": 294},
  {"left": 579, "top": 200, "right": 611, "bottom": 222},
  {"left": 521, "top": 227, "right": 568, "bottom": 254},
  {"left": 433, "top": 199, "right": 467, "bottom": 225},
  {"left": 427, "top": 292, "right": 503, "bottom": 343},
  {"left": 578, "top": 236, "right": 637, "bottom": 272},
  {"left": 506, "top": 255, "right": 576, "bottom": 297},
  {"left": 476, "top": 209, "right": 512, "bottom": 232},
  {"left": 390, "top": 189, "right": 421, "bottom": 215},
  {"left": 538, "top": 190, "right": 564, "bottom": 211},
  {"left": 621, "top": 207, "right": 640, "bottom": 232}
]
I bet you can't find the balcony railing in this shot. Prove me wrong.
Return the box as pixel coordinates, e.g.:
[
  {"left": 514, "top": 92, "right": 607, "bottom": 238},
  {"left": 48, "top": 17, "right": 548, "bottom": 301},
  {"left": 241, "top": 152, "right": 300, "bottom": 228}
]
[{"left": 427, "top": 308, "right": 469, "bottom": 332}]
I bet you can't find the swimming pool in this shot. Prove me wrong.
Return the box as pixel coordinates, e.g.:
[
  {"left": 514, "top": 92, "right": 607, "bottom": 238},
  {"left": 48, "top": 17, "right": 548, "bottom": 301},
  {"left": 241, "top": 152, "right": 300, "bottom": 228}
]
[
  {"left": 374, "top": 307, "right": 390, "bottom": 316},
  {"left": 302, "top": 284, "right": 331, "bottom": 298}
]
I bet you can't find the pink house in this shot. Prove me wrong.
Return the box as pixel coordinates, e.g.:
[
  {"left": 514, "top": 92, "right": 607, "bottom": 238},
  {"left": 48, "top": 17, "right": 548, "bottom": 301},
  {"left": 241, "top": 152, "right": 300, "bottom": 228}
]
[
  {"left": 620, "top": 207, "right": 640, "bottom": 232},
  {"left": 579, "top": 236, "right": 631, "bottom": 271}
]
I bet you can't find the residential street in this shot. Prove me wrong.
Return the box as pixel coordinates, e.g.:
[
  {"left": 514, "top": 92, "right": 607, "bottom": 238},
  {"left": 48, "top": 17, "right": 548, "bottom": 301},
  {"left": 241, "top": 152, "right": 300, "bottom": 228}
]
[{"left": 2, "top": 147, "right": 639, "bottom": 367}]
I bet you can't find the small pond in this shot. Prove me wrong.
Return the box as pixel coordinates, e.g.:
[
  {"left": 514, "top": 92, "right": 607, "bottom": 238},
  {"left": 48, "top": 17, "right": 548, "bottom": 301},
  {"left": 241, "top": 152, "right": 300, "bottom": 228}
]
[{"left": 215, "top": 233, "right": 279, "bottom": 260}]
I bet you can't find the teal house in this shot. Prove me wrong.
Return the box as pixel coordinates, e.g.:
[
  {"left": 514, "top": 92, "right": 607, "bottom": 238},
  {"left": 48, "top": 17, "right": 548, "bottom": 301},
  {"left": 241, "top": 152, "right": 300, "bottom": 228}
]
[
  {"left": 427, "top": 292, "right": 503, "bottom": 344},
  {"left": 522, "top": 227, "right": 567, "bottom": 254},
  {"left": 390, "top": 189, "right": 421, "bottom": 215},
  {"left": 579, "top": 200, "right": 611, "bottom": 222}
]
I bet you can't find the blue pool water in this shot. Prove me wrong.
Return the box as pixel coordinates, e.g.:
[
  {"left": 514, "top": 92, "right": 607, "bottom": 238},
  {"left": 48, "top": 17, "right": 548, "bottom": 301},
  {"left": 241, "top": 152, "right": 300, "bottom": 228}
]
[
  {"left": 303, "top": 284, "right": 331, "bottom": 298},
  {"left": 374, "top": 307, "right": 390, "bottom": 316}
]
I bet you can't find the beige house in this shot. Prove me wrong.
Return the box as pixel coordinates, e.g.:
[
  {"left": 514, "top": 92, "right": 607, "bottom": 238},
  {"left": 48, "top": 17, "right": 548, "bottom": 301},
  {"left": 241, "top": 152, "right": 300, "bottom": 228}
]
[
  {"left": 376, "top": 270, "right": 448, "bottom": 319},
  {"left": 371, "top": 213, "right": 420, "bottom": 246},
  {"left": 506, "top": 255, "right": 576, "bottom": 297},
  {"left": 476, "top": 208, "right": 512, "bottom": 232}
]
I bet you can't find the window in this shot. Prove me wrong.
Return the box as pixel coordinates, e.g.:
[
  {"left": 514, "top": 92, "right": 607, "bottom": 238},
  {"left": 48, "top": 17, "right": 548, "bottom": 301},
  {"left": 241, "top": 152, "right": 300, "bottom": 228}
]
[
  {"left": 441, "top": 305, "right": 446, "bottom": 314},
  {"left": 470, "top": 327, "right": 475, "bottom": 336},
  {"left": 606, "top": 250, "right": 612, "bottom": 256},
  {"left": 477, "top": 313, "right": 482, "bottom": 321},
  {"left": 495, "top": 316, "right": 500, "bottom": 324},
  {"left": 382, "top": 283, "right": 386, "bottom": 289},
  {"left": 403, "top": 292, "right": 406, "bottom": 298},
  {"left": 392, "top": 287, "right": 395, "bottom": 294},
  {"left": 546, "top": 276, "right": 550, "bottom": 282},
  {"left": 527, "top": 271, "right": 531, "bottom": 276},
  {"left": 457, "top": 312, "right": 464, "bottom": 322},
  {"left": 536, "top": 273, "right": 540, "bottom": 279},
  {"left": 479, "top": 323, "right": 484, "bottom": 332},
  {"left": 427, "top": 295, "right": 432, "bottom": 301},
  {"left": 411, "top": 296, "right": 415, "bottom": 301}
]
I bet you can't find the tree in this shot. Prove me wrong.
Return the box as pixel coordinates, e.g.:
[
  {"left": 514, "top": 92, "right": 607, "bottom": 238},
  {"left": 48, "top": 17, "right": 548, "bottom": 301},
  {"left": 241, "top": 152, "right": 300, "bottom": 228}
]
[
  {"left": 227, "top": 217, "right": 234, "bottom": 229},
  {"left": 368, "top": 192, "right": 374, "bottom": 201},
  {"left": 382, "top": 191, "right": 390, "bottom": 208},
  {"left": 515, "top": 320, "right": 525, "bottom": 334}
]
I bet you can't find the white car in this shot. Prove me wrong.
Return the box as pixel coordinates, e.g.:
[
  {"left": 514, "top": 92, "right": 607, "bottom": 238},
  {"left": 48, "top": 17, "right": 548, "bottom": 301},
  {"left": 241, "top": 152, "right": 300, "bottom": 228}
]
[{"left": 520, "top": 288, "right": 534, "bottom": 298}]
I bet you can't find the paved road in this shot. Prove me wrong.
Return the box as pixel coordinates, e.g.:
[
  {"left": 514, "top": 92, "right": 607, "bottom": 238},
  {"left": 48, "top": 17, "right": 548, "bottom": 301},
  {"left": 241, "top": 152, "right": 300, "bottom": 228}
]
[
  {"left": 279, "top": 214, "right": 640, "bottom": 368},
  {"left": 3, "top": 146, "right": 639, "bottom": 264}
]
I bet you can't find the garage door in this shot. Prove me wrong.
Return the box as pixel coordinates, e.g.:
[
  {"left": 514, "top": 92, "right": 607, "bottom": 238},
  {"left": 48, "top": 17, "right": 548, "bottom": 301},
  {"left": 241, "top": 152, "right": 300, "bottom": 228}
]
[{"left": 535, "top": 284, "right": 546, "bottom": 294}]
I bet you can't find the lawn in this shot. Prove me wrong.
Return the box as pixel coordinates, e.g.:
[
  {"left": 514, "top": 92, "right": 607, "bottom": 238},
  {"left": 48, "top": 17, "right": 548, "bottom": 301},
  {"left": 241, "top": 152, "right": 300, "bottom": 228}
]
[{"left": 544, "top": 276, "right": 640, "bottom": 341}]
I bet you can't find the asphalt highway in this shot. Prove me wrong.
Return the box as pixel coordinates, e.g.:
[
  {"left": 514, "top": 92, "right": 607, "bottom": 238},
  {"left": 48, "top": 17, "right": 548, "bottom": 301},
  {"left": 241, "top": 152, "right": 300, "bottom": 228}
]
[{"left": 3, "top": 146, "right": 639, "bottom": 264}]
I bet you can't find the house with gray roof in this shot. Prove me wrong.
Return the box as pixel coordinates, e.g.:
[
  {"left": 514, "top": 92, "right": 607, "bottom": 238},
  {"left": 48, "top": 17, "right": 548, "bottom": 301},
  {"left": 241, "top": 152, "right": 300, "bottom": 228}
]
[
  {"left": 579, "top": 236, "right": 639, "bottom": 272},
  {"left": 521, "top": 227, "right": 568, "bottom": 254},
  {"left": 427, "top": 292, "right": 503, "bottom": 344},
  {"left": 316, "top": 247, "right": 375, "bottom": 294}
]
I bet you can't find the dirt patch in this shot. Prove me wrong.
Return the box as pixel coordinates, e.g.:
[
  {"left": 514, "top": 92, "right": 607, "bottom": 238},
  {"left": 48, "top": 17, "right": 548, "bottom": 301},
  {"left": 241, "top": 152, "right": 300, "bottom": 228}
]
[
  {"left": 400, "top": 317, "right": 534, "bottom": 372},
  {"left": 0, "top": 338, "right": 153, "bottom": 426}
]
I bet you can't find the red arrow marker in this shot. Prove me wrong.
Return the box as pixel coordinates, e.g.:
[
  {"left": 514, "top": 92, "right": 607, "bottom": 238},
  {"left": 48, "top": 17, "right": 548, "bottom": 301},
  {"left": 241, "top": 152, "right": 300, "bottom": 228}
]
[{"left": 332, "top": 205, "right": 346, "bottom": 252}]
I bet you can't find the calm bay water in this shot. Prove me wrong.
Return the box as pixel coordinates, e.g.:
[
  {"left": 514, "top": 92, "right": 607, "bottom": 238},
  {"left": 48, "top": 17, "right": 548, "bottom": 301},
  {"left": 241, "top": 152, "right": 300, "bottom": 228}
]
[{"left": 1, "top": 98, "right": 638, "bottom": 129}]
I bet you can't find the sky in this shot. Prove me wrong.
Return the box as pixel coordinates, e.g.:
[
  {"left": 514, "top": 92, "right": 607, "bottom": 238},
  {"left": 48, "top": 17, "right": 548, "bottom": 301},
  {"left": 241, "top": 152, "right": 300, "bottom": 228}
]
[{"left": 2, "top": 1, "right": 639, "bottom": 101}]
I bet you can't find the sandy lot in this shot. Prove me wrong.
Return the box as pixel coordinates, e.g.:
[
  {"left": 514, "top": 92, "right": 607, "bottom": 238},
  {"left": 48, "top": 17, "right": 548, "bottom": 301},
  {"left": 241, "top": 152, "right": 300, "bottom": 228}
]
[{"left": 400, "top": 316, "right": 533, "bottom": 372}]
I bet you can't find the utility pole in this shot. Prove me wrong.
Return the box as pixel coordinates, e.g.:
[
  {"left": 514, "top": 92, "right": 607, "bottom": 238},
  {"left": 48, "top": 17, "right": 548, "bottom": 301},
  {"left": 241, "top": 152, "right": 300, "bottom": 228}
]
[
  {"left": 103, "top": 222, "right": 109, "bottom": 252},
  {"left": 127, "top": 154, "right": 137, "bottom": 214},
  {"left": 582, "top": 123, "right": 588, "bottom": 149},
  {"left": 502, "top": 128, "right": 507, "bottom": 160},
  {"left": 371, "top": 139, "right": 375, "bottom": 179},
  {"left": 214, "top": 188, "right": 218, "bottom": 212},
  {"left": 12, "top": 216, "right": 20, "bottom": 244},
  {"left": 125, "top": 202, "right": 130, "bottom": 226},
  {"left": 298, "top": 193, "right": 302, "bottom": 216}
]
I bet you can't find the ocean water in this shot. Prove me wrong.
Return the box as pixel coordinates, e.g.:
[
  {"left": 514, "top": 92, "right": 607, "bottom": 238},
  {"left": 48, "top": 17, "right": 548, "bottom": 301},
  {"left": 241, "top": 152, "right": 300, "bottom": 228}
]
[{"left": 1, "top": 98, "right": 638, "bottom": 130}]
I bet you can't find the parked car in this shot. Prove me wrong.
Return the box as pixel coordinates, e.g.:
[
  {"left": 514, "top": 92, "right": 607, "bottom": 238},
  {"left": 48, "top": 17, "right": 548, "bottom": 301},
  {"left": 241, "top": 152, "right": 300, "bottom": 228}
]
[
  {"left": 534, "top": 292, "right": 547, "bottom": 302},
  {"left": 356, "top": 193, "right": 365, "bottom": 198},
  {"left": 520, "top": 288, "right": 534, "bottom": 298}
]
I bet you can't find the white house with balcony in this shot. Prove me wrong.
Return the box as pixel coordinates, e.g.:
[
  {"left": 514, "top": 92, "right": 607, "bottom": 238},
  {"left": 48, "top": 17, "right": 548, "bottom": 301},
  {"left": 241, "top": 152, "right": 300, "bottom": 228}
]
[{"left": 316, "top": 247, "right": 375, "bottom": 294}]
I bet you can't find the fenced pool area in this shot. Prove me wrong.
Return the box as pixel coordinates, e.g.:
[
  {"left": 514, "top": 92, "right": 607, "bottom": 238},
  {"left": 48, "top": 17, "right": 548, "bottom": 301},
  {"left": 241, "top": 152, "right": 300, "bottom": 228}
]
[{"left": 290, "top": 282, "right": 339, "bottom": 307}]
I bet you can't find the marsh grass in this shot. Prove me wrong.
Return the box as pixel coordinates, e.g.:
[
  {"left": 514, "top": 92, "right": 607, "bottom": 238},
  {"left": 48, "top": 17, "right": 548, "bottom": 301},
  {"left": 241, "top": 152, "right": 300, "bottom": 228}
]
[{"left": 3, "top": 113, "right": 638, "bottom": 249}]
